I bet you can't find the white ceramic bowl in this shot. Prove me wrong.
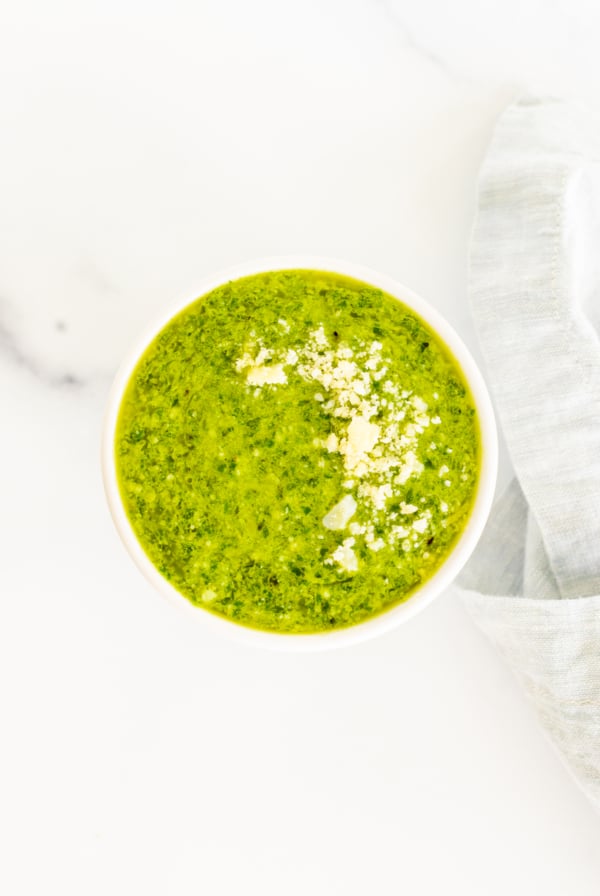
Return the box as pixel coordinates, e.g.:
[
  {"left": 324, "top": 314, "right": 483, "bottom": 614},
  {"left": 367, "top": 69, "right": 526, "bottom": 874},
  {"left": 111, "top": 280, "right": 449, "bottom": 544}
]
[{"left": 102, "top": 256, "right": 497, "bottom": 651}]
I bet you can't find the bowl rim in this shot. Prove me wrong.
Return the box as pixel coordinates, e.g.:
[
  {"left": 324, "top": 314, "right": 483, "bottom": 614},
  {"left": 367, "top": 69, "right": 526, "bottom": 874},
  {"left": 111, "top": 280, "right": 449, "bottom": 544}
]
[{"left": 101, "top": 255, "right": 498, "bottom": 651}]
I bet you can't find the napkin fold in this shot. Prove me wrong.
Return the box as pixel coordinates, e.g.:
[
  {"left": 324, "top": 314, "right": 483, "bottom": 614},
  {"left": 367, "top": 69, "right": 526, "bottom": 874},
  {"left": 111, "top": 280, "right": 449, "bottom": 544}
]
[{"left": 455, "top": 96, "right": 600, "bottom": 812}]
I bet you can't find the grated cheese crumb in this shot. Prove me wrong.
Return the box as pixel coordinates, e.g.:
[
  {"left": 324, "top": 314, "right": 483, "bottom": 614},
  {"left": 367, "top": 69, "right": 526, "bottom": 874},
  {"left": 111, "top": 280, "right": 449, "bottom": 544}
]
[
  {"left": 246, "top": 364, "right": 287, "bottom": 386},
  {"left": 330, "top": 538, "right": 358, "bottom": 572},
  {"left": 400, "top": 503, "right": 418, "bottom": 514},
  {"left": 325, "top": 432, "right": 339, "bottom": 453},
  {"left": 322, "top": 494, "right": 357, "bottom": 531}
]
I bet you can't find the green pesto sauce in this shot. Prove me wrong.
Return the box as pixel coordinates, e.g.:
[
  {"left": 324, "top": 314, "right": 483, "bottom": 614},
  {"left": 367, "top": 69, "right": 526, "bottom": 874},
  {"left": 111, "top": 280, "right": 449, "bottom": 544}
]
[{"left": 115, "top": 270, "right": 479, "bottom": 634}]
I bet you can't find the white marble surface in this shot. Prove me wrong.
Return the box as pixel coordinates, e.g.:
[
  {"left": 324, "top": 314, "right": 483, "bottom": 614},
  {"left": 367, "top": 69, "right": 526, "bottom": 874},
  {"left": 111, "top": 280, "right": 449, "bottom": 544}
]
[{"left": 2, "top": 2, "right": 600, "bottom": 893}]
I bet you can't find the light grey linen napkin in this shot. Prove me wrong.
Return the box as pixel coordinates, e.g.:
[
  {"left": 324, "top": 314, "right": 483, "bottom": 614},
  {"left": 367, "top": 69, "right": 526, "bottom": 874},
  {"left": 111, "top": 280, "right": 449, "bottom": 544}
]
[{"left": 455, "top": 96, "right": 600, "bottom": 812}]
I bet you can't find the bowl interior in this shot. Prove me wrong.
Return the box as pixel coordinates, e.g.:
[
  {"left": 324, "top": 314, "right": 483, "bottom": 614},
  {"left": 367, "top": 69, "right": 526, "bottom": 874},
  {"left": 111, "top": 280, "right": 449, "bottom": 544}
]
[{"left": 102, "top": 257, "right": 497, "bottom": 651}]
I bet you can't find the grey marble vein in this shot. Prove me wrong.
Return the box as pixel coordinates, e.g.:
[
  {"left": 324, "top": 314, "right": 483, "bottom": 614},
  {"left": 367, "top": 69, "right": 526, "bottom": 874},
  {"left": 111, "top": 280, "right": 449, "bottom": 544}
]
[
  {"left": 0, "top": 313, "right": 85, "bottom": 390},
  {"left": 376, "top": 0, "right": 463, "bottom": 80}
]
